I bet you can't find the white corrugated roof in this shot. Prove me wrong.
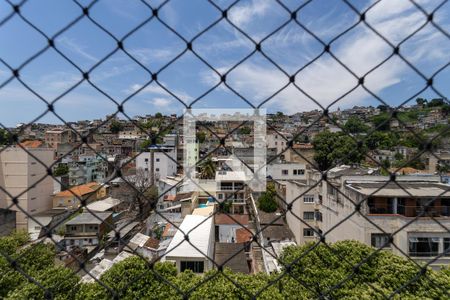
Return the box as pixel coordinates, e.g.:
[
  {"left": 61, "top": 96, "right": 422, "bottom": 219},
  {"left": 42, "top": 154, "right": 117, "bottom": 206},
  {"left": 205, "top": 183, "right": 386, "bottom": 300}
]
[
  {"left": 165, "top": 215, "right": 212, "bottom": 259},
  {"left": 86, "top": 197, "right": 122, "bottom": 212},
  {"left": 129, "top": 233, "right": 150, "bottom": 248}
]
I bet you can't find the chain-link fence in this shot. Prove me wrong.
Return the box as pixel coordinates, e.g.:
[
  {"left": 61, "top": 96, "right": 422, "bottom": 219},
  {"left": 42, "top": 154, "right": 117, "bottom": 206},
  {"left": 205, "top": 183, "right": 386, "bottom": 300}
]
[{"left": 0, "top": 0, "right": 450, "bottom": 299}]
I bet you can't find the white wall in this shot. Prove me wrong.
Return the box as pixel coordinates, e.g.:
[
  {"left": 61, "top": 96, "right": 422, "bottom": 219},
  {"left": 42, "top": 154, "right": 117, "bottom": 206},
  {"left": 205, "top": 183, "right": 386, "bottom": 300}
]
[
  {"left": 136, "top": 148, "right": 177, "bottom": 182},
  {"left": 267, "top": 163, "right": 307, "bottom": 180}
]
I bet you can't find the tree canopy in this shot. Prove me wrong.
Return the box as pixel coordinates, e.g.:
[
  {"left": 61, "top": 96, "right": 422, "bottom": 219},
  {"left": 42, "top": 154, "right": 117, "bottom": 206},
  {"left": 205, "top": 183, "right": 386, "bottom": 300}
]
[
  {"left": 1, "top": 233, "right": 450, "bottom": 299},
  {"left": 312, "top": 131, "right": 366, "bottom": 171},
  {"left": 258, "top": 182, "right": 278, "bottom": 213}
]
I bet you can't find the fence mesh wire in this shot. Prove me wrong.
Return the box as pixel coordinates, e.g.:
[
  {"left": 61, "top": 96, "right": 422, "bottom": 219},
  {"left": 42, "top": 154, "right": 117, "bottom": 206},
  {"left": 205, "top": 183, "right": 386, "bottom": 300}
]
[{"left": 0, "top": 0, "right": 450, "bottom": 299}]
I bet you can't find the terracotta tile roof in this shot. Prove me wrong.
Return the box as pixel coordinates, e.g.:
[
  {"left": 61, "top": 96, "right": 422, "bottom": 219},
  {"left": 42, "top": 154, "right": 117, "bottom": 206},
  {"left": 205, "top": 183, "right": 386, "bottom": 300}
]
[
  {"left": 214, "top": 213, "right": 249, "bottom": 226},
  {"left": 55, "top": 183, "right": 97, "bottom": 197},
  {"left": 20, "top": 140, "right": 44, "bottom": 148},
  {"left": 236, "top": 227, "right": 253, "bottom": 243}
]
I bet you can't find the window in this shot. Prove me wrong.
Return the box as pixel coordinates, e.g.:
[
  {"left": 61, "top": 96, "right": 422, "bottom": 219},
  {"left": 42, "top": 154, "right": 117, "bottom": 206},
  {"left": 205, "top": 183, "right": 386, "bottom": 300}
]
[
  {"left": 409, "top": 237, "right": 439, "bottom": 257},
  {"left": 303, "top": 228, "right": 314, "bottom": 237},
  {"left": 156, "top": 158, "right": 160, "bottom": 162},
  {"left": 297, "top": 169, "right": 305, "bottom": 175},
  {"left": 180, "top": 261, "right": 204, "bottom": 273},
  {"left": 144, "top": 168, "right": 148, "bottom": 171},
  {"left": 303, "top": 211, "right": 315, "bottom": 220},
  {"left": 144, "top": 158, "right": 149, "bottom": 162},
  {"left": 218, "top": 194, "right": 223, "bottom": 200},
  {"left": 293, "top": 169, "right": 297, "bottom": 175},
  {"left": 281, "top": 169, "right": 288, "bottom": 175},
  {"left": 155, "top": 168, "right": 160, "bottom": 172},
  {"left": 445, "top": 238, "right": 450, "bottom": 256},
  {"left": 304, "top": 195, "right": 314, "bottom": 203},
  {"left": 315, "top": 210, "right": 323, "bottom": 222},
  {"left": 371, "top": 233, "right": 391, "bottom": 249}
]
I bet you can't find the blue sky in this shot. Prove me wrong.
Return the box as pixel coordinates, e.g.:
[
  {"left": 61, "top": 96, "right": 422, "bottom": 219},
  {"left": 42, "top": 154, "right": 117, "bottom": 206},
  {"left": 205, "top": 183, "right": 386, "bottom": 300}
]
[{"left": 0, "top": 0, "right": 449, "bottom": 126}]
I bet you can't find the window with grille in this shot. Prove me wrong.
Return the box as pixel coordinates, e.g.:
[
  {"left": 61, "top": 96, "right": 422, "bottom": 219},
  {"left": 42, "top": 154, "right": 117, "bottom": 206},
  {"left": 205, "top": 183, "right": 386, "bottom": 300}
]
[{"left": 304, "top": 195, "right": 315, "bottom": 203}]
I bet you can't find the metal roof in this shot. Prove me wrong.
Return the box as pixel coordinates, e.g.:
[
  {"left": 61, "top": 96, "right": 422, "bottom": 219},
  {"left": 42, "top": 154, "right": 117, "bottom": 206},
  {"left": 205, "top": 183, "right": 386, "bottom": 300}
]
[
  {"left": 165, "top": 215, "right": 213, "bottom": 259},
  {"left": 65, "top": 212, "right": 112, "bottom": 225}
]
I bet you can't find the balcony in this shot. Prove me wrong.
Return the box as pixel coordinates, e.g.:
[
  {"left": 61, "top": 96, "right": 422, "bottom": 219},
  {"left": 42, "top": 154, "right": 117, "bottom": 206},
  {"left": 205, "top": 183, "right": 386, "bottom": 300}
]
[{"left": 368, "top": 197, "right": 450, "bottom": 217}]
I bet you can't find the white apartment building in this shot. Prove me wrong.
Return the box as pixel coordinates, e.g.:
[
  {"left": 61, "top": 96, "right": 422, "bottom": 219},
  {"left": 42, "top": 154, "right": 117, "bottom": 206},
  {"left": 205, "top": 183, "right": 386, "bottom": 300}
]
[
  {"left": 0, "top": 146, "right": 55, "bottom": 231},
  {"left": 215, "top": 170, "right": 248, "bottom": 214},
  {"left": 274, "top": 174, "right": 322, "bottom": 245},
  {"left": 267, "top": 163, "right": 307, "bottom": 180},
  {"left": 320, "top": 172, "right": 450, "bottom": 269},
  {"left": 136, "top": 146, "right": 177, "bottom": 183}
]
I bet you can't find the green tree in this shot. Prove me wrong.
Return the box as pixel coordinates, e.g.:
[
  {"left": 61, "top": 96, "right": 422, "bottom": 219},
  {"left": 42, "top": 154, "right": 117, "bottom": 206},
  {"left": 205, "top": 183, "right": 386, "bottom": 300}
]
[
  {"left": 54, "top": 163, "right": 69, "bottom": 177},
  {"left": 76, "top": 257, "right": 179, "bottom": 299},
  {"left": 109, "top": 120, "right": 124, "bottom": 134},
  {"left": 415, "top": 98, "right": 427, "bottom": 107},
  {"left": 0, "top": 128, "right": 11, "bottom": 146},
  {"left": 197, "top": 131, "right": 206, "bottom": 143},
  {"left": 365, "top": 131, "right": 397, "bottom": 150},
  {"left": 371, "top": 113, "right": 391, "bottom": 131},
  {"left": 312, "top": 131, "right": 366, "bottom": 171},
  {"left": 198, "top": 157, "right": 216, "bottom": 179},
  {"left": 428, "top": 98, "right": 444, "bottom": 107},
  {"left": 155, "top": 112, "right": 163, "bottom": 118},
  {"left": 344, "top": 116, "right": 369, "bottom": 134},
  {"left": 258, "top": 182, "right": 278, "bottom": 213},
  {"left": 239, "top": 126, "right": 252, "bottom": 135},
  {"left": 279, "top": 240, "right": 450, "bottom": 299},
  {"left": 6, "top": 266, "right": 79, "bottom": 300}
]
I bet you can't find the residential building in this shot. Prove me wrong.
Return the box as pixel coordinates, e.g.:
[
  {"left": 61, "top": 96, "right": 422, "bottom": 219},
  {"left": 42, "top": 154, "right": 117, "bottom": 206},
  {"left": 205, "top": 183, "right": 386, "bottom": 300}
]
[
  {"left": 136, "top": 145, "right": 177, "bottom": 184},
  {"left": 53, "top": 182, "right": 108, "bottom": 209},
  {"left": 275, "top": 179, "right": 322, "bottom": 245},
  {"left": 320, "top": 173, "right": 450, "bottom": 269},
  {"left": 215, "top": 171, "right": 248, "bottom": 214},
  {"left": 64, "top": 212, "right": 113, "bottom": 249},
  {"left": 27, "top": 209, "right": 70, "bottom": 240},
  {"left": 267, "top": 131, "right": 293, "bottom": 155},
  {"left": 214, "top": 213, "right": 250, "bottom": 243},
  {"left": 0, "top": 145, "right": 55, "bottom": 231},
  {"left": 164, "top": 214, "right": 214, "bottom": 273},
  {"left": 45, "top": 128, "right": 77, "bottom": 149},
  {"left": 68, "top": 155, "right": 108, "bottom": 186},
  {"left": 267, "top": 162, "right": 307, "bottom": 180}
]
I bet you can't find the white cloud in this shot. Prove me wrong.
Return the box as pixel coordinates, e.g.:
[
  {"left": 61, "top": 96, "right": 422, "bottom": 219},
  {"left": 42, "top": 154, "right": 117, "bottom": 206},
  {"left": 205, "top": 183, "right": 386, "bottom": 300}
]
[
  {"left": 128, "top": 48, "right": 176, "bottom": 64},
  {"left": 201, "top": 0, "right": 449, "bottom": 112},
  {"left": 57, "top": 37, "right": 99, "bottom": 62},
  {"left": 129, "top": 82, "right": 193, "bottom": 102},
  {"left": 151, "top": 97, "right": 171, "bottom": 107},
  {"left": 228, "top": 0, "right": 272, "bottom": 28}
]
